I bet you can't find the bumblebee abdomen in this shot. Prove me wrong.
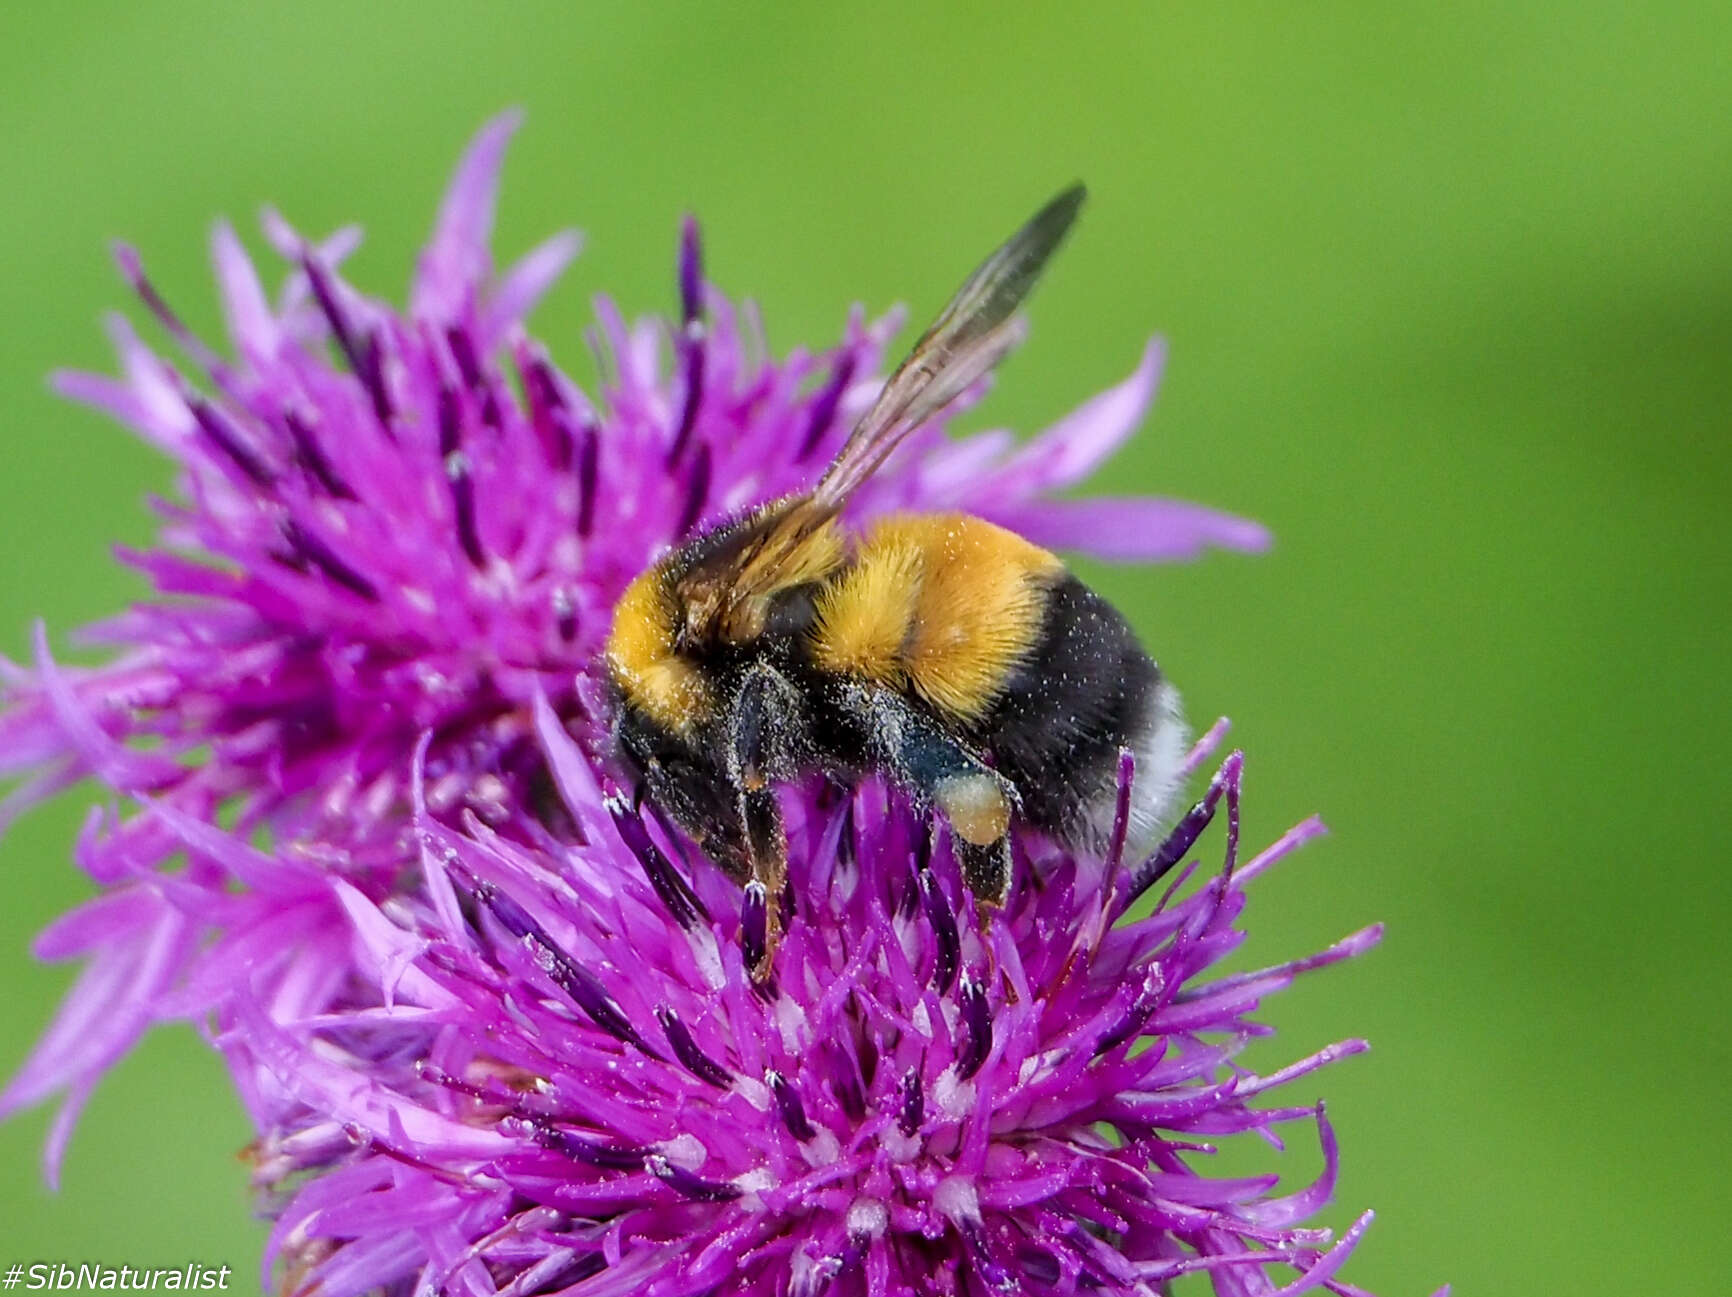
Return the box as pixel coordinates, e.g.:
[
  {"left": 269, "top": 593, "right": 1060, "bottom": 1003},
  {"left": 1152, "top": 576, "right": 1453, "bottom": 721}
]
[{"left": 978, "top": 572, "right": 1186, "bottom": 853}]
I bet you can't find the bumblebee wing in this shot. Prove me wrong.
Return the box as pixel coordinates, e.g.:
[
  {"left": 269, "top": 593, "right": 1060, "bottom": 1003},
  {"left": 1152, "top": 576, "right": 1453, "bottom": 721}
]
[
  {"left": 813, "top": 184, "right": 1086, "bottom": 512},
  {"left": 670, "top": 187, "right": 1085, "bottom": 633},
  {"left": 669, "top": 496, "right": 844, "bottom": 641}
]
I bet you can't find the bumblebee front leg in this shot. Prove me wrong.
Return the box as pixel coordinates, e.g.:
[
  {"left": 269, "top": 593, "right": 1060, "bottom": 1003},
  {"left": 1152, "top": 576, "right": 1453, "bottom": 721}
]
[{"left": 844, "top": 683, "right": 1017, "bottom": 907}]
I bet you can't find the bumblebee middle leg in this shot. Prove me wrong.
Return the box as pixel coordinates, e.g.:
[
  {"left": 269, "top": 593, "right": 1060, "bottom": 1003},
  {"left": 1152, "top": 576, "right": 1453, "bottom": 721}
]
[
  {"left": 728, "top": 663, "right": 804, "bottom": 979},
  {"left": 841, "top": 682, "right": 1018, "bottom": 906},
  {"left": 738, "top": 783, "right": 788, "bottom": 980}
]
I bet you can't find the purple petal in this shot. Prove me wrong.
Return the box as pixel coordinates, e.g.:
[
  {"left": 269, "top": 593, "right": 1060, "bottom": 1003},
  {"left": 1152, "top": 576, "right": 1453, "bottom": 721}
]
[
  {"left": 412, "top": 109, "right": 523, "bottom": 321},
  {"left": 210, "top": 218, "right": 280, "bottom": 358},
  {"left": 479, "top": 229, "right": 582, "bottom": 348},
  {"left": 985, "top": 495, "right": 1272, "bottom": 561},
  {"left": 999, "top": 337, "right": 1166, "bottom": 492},
  {"left": 0, "top": 890, "right": 193, "bottom": 1183},
  {"left": 328, "top": 880, "right": 456, "bottom": 1010},
  {"left": 230, "top": 996, "right": 512, "bottom": 1161},
  {"left": 31, "top": 623, "right": 179, "bottom": 792}
]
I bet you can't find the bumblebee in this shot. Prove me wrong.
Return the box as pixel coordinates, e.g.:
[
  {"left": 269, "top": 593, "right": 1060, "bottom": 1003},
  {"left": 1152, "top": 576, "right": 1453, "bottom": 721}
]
[{"left": 605, "top": 186, "right": 1187, "bottom": 976}]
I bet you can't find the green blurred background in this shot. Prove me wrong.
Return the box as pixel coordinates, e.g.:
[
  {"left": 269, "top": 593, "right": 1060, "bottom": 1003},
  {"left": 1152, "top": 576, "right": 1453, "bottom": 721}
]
[{"left": 2, "top": 3, "right": 1728, "bottom": 1291}]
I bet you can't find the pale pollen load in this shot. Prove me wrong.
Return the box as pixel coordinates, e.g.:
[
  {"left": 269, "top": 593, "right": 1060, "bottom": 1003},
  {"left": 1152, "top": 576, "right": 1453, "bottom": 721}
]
[
  {"left": 935, "top": 771, "right": 1012, "bottom": 845},
  {"left": 813, "top": 513, "right": 1063, "bottom": 722}
]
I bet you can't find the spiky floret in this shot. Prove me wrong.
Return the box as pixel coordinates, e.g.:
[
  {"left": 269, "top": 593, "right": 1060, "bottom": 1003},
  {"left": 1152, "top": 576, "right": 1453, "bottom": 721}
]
[
  {"left": 224, "top": 717, "right": 1387, "bottom": 1297},
  {"left": 0, "top": 112, "right": 1265, "bottom": 1172}
]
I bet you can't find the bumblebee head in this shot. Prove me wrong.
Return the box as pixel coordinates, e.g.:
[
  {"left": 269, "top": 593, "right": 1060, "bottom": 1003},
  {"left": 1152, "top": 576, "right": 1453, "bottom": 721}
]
[
  {"left": 606, "top": 569, "right": 714, "bottom": 738},
  {"left": 605, "top": 498, "right": 845, "bottom": 735}
]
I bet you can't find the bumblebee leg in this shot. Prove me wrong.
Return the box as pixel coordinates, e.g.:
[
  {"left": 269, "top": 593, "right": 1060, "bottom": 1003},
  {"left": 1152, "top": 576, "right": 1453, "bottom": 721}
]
[
  {"left": 844, "top": 684, "right": 1018, "bottom": 907},
  {"left": 725, "top": 665, "right": 800, "bottom": 981},
  {"left": 956, "top": 838, "right": 1014, "bottom": 912},
  {"left": 615, "top": 709, "right": 755, "bottom": 882},
  {"left": 740, "top": 783, "right": 787, "bottom": 981}
]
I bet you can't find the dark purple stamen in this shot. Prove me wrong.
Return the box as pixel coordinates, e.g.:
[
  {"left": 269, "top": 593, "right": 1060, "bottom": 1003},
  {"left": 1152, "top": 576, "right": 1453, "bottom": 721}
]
[
  {"left": 767, "top": 1070, "right": 816, "bottom": 1142},
  {"left": 647, "top": 1155, "right": 740, "bottom": 1203},
  {"left": 552, "top": 587, "right": 578, "bottom": 642},
  {"left": 667, "top": 217, "right": 705, "bottom": 465},
  {"left": 560, "top": 1255, "right": 607, "bottom": 1285},
  {"left": 827, "top": 1043, "right": 866, "bottom": 1122},
  {"left": 548, "top": 1128, "right": 650, "bottom": 1171},
  {"left": 421, "top": 1066, "right": 659, "bottom": 1177},
  {"left": 797, "top": 352, "right": 856, "bottom": 461},
  {"left": 668, "top": 336, "right": 704, "bottom": 456},
  {"left": 919, "top": 869, "right": 960, "bottom": 995},
  {"left": 645, "top": 804, "right": 696, "bottom": 868},
  {"left": 444, "top": 326, "right": 501, "bottom": 429},
  {"left": 897, "top": 820, "right": 928, "bottom": 921},
  {"left": 1093, "top": 965, "right": 1167, "bottom": 1058},
  {"left": 433, "top": 385, "right": 462, "bottom": 476},
  {"left": 606, "top": 795, "right": 707, "bottom": 928},
  {"left": 741, "top": 880, "right": 768, "bottom": 975},
  {"left": 956, "top": 973, "right": 992, "bottom": 1080},
  {"left": 898, "top": 1066, "right": 924, "bottom": 1137},
  {"left": 283, "top": 410, "right": 357, "bottom": 499},
  {"left": 833, "top": 1075, "right": 866, "bottom": 1124},
  {"left": 677, "top": 215, "right": 703, "bottom": 325},
  {"left": 465, "top": 874, "right": 663, "bottom": 1061},
  {"left": 445, "top": 325, "right": 482, "bottom": 388},
  {"left": 502, "top": 1113, "right": 649, "bottom": 1171},
  {"left": 575, "top": 423, "right": 598, "bottom": 536},
  {"left": 960, "top": 1222, "right": 1016, "bottom": 1292},
  {"left": 913, "top": 818, "right": 934, "bottom": 874},
  {"left": 675, "top": 442, "right": 711, "bottom": 538},
  {"left": 855, "top": 1006, "right": 880, "bottom": 1089},
  {"left": 546, "top": 400, "right": 578, "bottom": 473},
  {"left": 279, "top": 519, "right": 379, "bottom": 602},
  {"left": 1122, "top": 752, "right": 1243, "bottom": 912},
  {"left": 654, "top": 1006, "right": 732, "bottom": 1088},
  {"left": 187, "top": 396, "right": 275, "bottom": 488},
  {"left": 359, "top": 332, "right": 392, "bottom": 424},
  {"left": 837, "top": 797, "right": 857, "bottom": 867},
  {"left": 517, "top": 349, "right": 576, "bottom": 469},
  {"left": 437, "top": 385, "right": 485, "bottom": 568},
  {"left": 451, "top": 461, "right": 484, "bottom": 568},
  {"left": 115, "top": 244, "right": 228, "bottom": 381},
  {"left": 302, "top": 254, "right": 392, "bottom": 428},
  {"left": 1017, "top": 1247, "right": 1061, "bottom": 1286}
]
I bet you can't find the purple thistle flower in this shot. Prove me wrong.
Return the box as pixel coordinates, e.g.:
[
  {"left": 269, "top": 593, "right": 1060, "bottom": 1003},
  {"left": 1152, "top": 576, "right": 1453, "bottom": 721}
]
[
  {"left": 0, "top": 111, "right": 1263, "bottom": 1172},
  {"left": 212, "top": 719, "right": 1386, "bottom": 1296},
  {"left": 0, "top": 112, "right": 1432, "bottom": 1296}
]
